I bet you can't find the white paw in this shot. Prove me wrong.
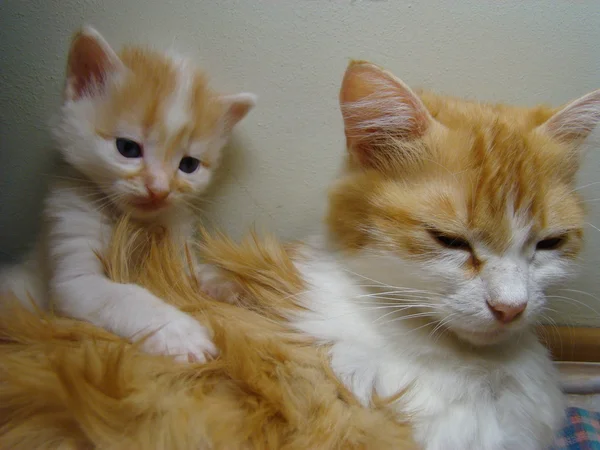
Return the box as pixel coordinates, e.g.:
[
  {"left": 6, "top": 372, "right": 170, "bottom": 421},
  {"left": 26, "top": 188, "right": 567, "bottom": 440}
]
[
  {"left": 139, "top": 312, "right": 218, "bottom": 363},
  {"left": 196, "top": 264, "right": 241, "bottom": 303}
]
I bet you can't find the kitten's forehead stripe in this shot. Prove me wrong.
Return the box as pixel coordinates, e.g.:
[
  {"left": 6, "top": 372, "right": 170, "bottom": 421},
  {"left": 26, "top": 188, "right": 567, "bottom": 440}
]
[{"left": 98, "top": 47, "right": 223, "bottom": 159}]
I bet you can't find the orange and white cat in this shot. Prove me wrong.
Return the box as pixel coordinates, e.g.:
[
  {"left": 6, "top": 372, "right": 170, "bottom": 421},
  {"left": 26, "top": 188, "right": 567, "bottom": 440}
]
[
  {"left": 288, "top": 62, "right": 600, "bottom": 449},
  {"left": 0, "top": 27, "right": 255, "bottom": 362}
]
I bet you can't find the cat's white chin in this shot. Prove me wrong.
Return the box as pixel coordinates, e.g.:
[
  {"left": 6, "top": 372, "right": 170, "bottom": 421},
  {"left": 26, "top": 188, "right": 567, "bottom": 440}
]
[{"left": 452, "top": 325, "right": 518, "bottom": 346}]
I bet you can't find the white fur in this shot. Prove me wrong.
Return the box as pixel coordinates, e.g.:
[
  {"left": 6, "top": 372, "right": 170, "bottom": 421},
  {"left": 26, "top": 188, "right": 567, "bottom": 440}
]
[
  {"left": 0, "top": 28, "right": 255, "bottom": 362},
  {"left": 341, "top": 64, "right": 431, "bottom": 142},
  {"left": 542, "top": 89, "right": 600, "bottom": 143},
  {"left": 289, "top": 209, "right": 570, "bottom": 449}
]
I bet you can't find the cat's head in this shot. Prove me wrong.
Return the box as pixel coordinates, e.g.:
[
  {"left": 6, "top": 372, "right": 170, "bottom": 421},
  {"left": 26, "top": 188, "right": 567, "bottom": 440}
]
[
  {"left": 54, "top": 26, "right": 256, "bottom": 220},
  {"left": 329, "top": 61, "right": 600, "bottom": 345}
]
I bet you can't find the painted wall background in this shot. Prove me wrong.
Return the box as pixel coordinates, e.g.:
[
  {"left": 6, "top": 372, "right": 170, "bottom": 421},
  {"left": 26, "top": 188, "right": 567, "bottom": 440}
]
[{"left": 1, "top": 1, "right": 599, "bottom": 325}]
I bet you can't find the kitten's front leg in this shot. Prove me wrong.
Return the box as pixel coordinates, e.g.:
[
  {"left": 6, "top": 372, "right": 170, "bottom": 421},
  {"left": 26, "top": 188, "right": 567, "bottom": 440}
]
[{"left": 53, "top": 274, "right": 217, "bottom": 362}]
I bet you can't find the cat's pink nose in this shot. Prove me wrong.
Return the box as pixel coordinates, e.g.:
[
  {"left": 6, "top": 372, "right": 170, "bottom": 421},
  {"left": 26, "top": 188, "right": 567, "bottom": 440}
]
[
  {"left": 487, "top": 301, "right": 526, "bottom": 324},
  {"left": 146, "top": 187, "right": 170, "bottom": 201}
]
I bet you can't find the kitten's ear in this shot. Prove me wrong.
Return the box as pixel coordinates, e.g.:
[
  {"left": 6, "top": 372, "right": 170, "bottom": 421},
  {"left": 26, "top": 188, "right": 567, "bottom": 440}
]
[
  {"left": 65, "top": 26, "right": 124, "bottom": 100},
  {"left": 539, "top": 89, "right": 600, "bottom": 147},
  {"left": 340, "top": 60, "right": 433, "bottom": 168},
  {"left": 218, "top": 93, "right": 257, "bottom": 133}
]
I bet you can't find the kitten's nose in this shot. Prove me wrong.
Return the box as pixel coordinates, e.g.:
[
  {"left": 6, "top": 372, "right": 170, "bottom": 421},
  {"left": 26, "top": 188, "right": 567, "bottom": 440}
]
[
  {"left": 487, "top": 301, "right": 526, "bottom": 324},
  {"left": 146, "top": 186, "right": 170, "bottom": 201}
]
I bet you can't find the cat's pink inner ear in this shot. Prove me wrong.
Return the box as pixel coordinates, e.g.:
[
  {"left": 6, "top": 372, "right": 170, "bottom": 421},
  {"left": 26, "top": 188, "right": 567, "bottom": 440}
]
[
  {"left": 339, "top": 61, "right": 432, "bottom": 158},
  {"left": 541, "top": 89, "right": 600, "bottom": 145},
  {"left": 66, "top": 27, "right": 121, "bottom": 100},
  {"left": 219, "top": 93, "right": 257, "bottom": 132}
]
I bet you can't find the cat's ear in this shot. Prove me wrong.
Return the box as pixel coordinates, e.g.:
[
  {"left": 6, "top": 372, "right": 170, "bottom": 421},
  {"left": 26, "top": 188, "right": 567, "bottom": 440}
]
[
  {"left": 340, "top": 60, "right": 433, "bottom": 168},
  {"left": 218, "top": 93, "right": 257, "bottom": 133},
  {"left": 539, "top": 89, "right": 600, "bottom": 147},
  {"left": 65, "top": 26, "right": 124, "bottom": 100}
]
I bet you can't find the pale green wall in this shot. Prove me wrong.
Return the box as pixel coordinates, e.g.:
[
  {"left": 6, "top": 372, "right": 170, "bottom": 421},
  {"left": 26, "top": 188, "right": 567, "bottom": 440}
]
[{"left": 1, "top": 0, "right": 599, "bottom": 324}]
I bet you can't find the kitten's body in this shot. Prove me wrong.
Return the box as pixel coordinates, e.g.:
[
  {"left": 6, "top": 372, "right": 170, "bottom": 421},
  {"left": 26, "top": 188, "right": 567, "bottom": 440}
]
[
  {"left": 0, "top": 27, "right": 255, "bottom": 361},
  {"left": 280, "top": 62, "right": 600, "bottom": 449}
]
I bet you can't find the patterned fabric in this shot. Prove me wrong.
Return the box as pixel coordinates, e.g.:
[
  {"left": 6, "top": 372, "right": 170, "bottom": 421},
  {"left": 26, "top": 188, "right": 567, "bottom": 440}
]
[{"left": 552, "top": 407, "right": 600, "bottom": 449}]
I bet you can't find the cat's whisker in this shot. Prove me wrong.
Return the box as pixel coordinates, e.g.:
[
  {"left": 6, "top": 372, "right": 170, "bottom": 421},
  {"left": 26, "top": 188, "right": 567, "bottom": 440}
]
[
  {"left": 538, "top": 312, "right": 563, "bottom": 356},
  {"left": 429, "top": 313, "right": 458, "bottom": 343},
  {"left": 357, "top": 292, "right": 443, "bottom": 302},
  {"left": 585, "top": 222, "right": 600, "bottom": 234},
  {"left": 356, "top": 288, "right": 443, "bottom": 297},
  {"left": 571, "top": 181, "right": 600, "bottom": 193},
  {"left": 377, "top": 310, "right": 440, "bottom": 327},
  {"left": 555, "top": 288, "right": 600, "bottom": 305},
  {"left": 546, "top": 294, "right": 600, "bottom": 317}
]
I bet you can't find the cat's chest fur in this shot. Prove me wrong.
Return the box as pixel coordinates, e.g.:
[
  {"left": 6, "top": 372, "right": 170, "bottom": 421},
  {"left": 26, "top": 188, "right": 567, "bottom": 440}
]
[{"left": 290, "top": 246, "right": 564, "bottom": 450}]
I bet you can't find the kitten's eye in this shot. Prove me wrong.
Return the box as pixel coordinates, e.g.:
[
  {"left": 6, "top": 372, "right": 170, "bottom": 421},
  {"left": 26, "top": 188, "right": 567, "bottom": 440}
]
[
  {"left": 116, "top": 138, "right": 142, "bottom": 158},
  {"left": 179, "top": 156, "right": 201, "bottom": 174},
  {"left": 536, "top": 236, "right": 566, "bottom": 251},
  {"left": 429, "top": 230, "right": 471, "bottom": 251}
]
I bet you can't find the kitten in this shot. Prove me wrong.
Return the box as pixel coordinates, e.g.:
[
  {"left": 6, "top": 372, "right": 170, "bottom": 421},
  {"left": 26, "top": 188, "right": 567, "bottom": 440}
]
[
  {"left": 0, "top": 26, "right": 256, "bottom": 362},
  {"left": 288, "top": 62, "right": 600, "bottom": 449}
]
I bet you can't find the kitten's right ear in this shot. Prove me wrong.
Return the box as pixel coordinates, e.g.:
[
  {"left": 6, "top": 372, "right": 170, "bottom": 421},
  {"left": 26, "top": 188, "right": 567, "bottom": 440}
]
[
  {"left": 340, "top": 60, "right": 433, "bottom": 168},
  {"left": 65, "top": 26, "right": 124, "bottom": 100}
]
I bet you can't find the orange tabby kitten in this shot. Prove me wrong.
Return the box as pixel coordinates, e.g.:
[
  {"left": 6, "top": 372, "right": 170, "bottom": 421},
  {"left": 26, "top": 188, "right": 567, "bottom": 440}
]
[{"left": 0, "top": 26, "right": 256, "bottom": 362}]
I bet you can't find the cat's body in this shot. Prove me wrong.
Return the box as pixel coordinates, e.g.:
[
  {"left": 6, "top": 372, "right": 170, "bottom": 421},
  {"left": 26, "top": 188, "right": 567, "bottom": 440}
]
[
  {"left": 291, "top": 245, "right": 562, "bottom": 450},
  {"left": 277, "top": 62, "right": 600, "bottom": 449},
  {"left": 0, "top": 27, "right": 255, "bottom": 362}
]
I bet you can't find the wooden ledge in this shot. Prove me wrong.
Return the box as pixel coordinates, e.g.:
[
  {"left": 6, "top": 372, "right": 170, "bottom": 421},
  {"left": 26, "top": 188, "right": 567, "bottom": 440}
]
[{"left": 537, "top": 326, "right": 600, "bottom": 362}]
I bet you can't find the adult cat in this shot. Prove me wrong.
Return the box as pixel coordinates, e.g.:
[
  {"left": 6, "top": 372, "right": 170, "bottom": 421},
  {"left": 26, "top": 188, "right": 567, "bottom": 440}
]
[{"left": 284, "top": 61, "right": 600, "bottom": 449}]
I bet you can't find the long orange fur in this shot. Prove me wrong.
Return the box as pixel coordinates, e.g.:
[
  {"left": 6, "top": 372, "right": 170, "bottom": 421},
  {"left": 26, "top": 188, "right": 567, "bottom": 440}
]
[{"left": 0, "top": 217, "right": 416, "bottom": 449}]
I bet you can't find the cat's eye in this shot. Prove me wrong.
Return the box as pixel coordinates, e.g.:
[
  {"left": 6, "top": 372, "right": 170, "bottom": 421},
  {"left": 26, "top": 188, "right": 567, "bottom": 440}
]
[
  {"left": 116, "top": 138, "right": 142, "bottom": 158},
  {"left": 536, "top": 236, "right": 566, "bottom": 251},
  {"left": 429, "top": 230, "right": 471, "bottom": 251},
  {"left": 179, "top": 156, "right": 201, "bottom": 174}
]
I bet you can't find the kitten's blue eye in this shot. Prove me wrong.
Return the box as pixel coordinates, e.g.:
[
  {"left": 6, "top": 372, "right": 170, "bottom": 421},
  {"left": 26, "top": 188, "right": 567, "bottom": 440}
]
[
  {"left": 179, "top": 156, "right": 201, "bottom": 174},
  {"left": 116, "top": 138, "right": 143, "bottom": 158}
]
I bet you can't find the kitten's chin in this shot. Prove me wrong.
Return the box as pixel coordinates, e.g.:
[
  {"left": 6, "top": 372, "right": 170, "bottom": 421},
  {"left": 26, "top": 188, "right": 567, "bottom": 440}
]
[{"left": 118, "top": 202, "right": 173, "bottom": 221}]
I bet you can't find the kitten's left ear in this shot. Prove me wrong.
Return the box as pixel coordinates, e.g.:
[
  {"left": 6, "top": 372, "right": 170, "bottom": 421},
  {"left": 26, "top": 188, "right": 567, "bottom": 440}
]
[
  {"left": 65, "top": 26, "right": 124, "bottom": 101},
  {"left": 218, "top": 93, "right": 257, "bottom": 133},
  {"left": 539, "top": 89, "right": 600, "bottom": 147}
]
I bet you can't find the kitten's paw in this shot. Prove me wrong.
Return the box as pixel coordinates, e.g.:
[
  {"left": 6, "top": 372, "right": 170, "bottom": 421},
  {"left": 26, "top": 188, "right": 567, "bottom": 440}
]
[
  {"left": 140, "top": 313, "right": 218, "bottom": 363},
  {"left": 196, "top": 264, "right": 241, "bottom": 303}
]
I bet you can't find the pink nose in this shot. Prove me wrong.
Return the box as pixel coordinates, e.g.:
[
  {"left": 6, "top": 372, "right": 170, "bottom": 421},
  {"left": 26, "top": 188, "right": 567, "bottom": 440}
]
[
  {"left": 487, "top": 301, "right": 526, "bottom": 324},
  {"left": 146, "top": 187, "right": 170, "bottom": 201}
]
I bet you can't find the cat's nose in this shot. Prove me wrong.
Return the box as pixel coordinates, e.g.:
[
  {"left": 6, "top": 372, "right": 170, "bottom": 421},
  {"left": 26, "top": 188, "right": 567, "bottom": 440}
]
[
  {"left": 146, "top": 186, "right": 170, "bottom": 201},
  {"left": 487, "top": 301, "right": 526, "bottom": 324}
]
